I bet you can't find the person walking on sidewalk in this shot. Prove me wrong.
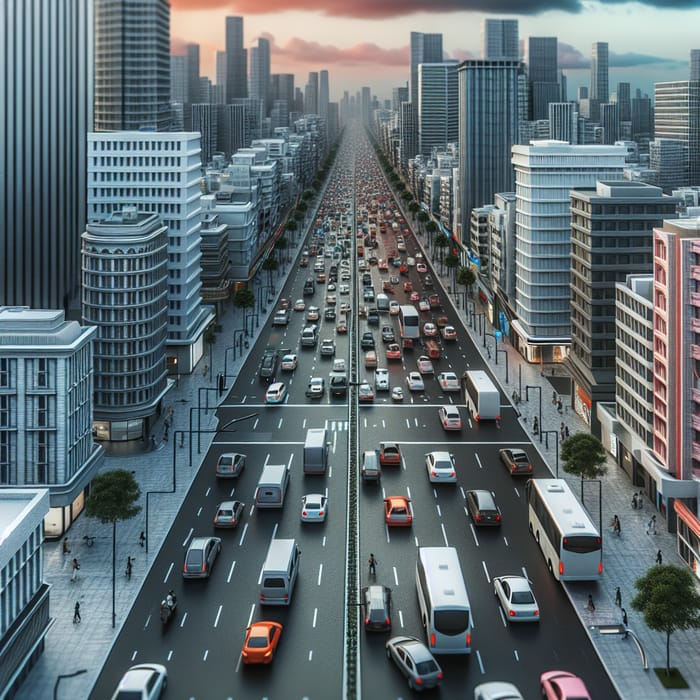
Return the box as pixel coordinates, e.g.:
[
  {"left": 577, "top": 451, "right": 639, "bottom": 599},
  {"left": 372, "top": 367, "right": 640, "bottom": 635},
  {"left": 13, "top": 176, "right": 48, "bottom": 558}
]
[
  {"left": 557, "top": 399, "right": 563, "bottom": 414},
  {"left": 632, "top": 492, "right": 638, "bottom": 509},
  {"left": 70, "top": 558, "right": 80, "bottom": 583},
  {"left": 615, "top": 586, "right": 622, "bottom": 607},
  {"left": 612, "top": 515, "right": 621, "bottom": 537},
  {"left": 656, "top": 549, "right": 663, "bottom": 565},
  {"left": 552, "top": 390, "right": 558, "bottom": 405},
  {"left": 532, "top": 416, "right": 539, "bottom": 436},
  {"left": 621, "top": 608, "right": 629, "bottom": 637},
  {"left": 368, "top": 553, "right": 377, "bottom": 577},
  {"left": 139, "top": 531, "right": 146, "bottom": 548},
  {"left": 63, "top": 537, "right": 71, "bottom": 555},
  {"left": 586, "top": 593, "right": 596, "bottom": 612},
  {"left": 73, "top": 601, "right": 81, "bottom": 624},
  {"left": 646, "top": 514, "right": 657, "bottom": 535},
  {"left": 126, "top": 556, "right": 133, "bottom": 580}
]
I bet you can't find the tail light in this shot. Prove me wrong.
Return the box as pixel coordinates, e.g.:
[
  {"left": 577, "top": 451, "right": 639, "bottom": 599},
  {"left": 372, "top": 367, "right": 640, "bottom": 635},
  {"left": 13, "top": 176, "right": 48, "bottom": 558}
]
[
  {"left": 476, "top": 514, "right": 482, "bottom": 522},
  {"left": 415, "top": 678, "right": 423, "bottom": 686},
  {"left": 430, "top": 633, "right": 436, "bottom": 647},
  {"left": 365, "top": 616, "right": 369, "bottom": 625},
  {"left": 598, "top": 561, "right": 604, "bottom": 574},
  {"left": 509, "top": 610, "right": 516, "bottom": 617},
  {"left": 466, "top": 632, "right": 471, "bottom": 647},
  {"left": 559, "top": 561, "right": 565, "bottom": 576},
  {"left": 495, "top": 514, "right": 501, "bottom": 522},
  {"left": 385, "top": 618, "right": 391, "bottom": 626}
]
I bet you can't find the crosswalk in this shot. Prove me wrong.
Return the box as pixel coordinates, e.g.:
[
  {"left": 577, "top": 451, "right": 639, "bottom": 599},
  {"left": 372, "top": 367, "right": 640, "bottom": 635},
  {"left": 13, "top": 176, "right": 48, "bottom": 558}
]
[{"left": 324, "top": 419, "right": 349, "bottom": 432}]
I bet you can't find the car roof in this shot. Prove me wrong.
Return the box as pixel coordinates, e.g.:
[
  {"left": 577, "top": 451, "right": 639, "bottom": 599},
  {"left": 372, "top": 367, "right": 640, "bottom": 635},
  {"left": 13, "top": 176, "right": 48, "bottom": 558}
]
[{"left": 471, "top": 490, "right": 497, "bottom": 507}]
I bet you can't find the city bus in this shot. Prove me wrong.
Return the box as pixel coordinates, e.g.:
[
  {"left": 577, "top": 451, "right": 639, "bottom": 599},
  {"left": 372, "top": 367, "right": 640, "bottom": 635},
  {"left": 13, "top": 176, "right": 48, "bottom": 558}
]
[
  {"left": 399, "top": 305, "right": 420, "bottom": 340},
  {"left": 462, "top": 370, "right": 500, "bottom": 421},
  {"left": 525, "top": 478, "right": 603, "bottom": 582},
  {"left": 415, "top": 547, "right": 472, "bottom": 655}
]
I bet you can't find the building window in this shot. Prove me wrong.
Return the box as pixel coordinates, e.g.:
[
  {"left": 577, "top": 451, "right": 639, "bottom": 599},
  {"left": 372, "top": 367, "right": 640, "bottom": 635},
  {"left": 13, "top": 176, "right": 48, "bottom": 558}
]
[
  {"left": 0, "top": 358, "right": 10, "bottom": 387},
  {"left": 37, "top": 358, "right": 48, "bottom": 388}
]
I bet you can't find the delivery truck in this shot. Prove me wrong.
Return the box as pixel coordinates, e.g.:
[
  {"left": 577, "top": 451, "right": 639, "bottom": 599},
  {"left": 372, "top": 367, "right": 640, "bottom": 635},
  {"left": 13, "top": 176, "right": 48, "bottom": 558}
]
[{"left": 462, "top": 370, "right": 500, "bottom": 421}]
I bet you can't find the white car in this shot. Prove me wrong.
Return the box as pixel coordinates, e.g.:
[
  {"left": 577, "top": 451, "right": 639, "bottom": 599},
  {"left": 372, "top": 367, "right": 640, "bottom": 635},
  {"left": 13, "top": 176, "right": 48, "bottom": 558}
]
[
  {"left": 416, "top": 355, "right": 434, "bottom": 374},
  {"left": 422, "top": 322, "right": 438, "bottom": 337},
  {"left": 437, "top": 371, "right": 460, "bottom": 392},
  {"left": 325, "top": 294, "right": 337, "bottom": 306},
  {"left": 425, "top": 451, "right": 457, "bottom": 483},
  {"left": 265, "top": 382, "right": 287, "bottom": 404},
  {"left": 391, "top": 386, "right": 404, "bottom": 402},
  {"left": 280, "top": 354, "right": 298, "bottom": 371},
  {"left": 438, "top": 405, "right": 462, "bottom": 431},
  {"left": 306, "top": 306, "right": 320, "bottom": 322},
  {"left": 320, "top": 339, "right": 336, "bottom": 356},
  {"left": 406, "top": 257, "right": 416, "bottom": 267},
  {"left": 389, "top": 301, "right": 400, "bottom": 316},
  {"left": 301, "top": 493, "right": 328, "bottom": 522},
  {"left": 375, "top": 368, "right": 390, "bottom": 391},
  {"left": 493, "top": 576, "right": 540, "bottom": 623},
  {"left": 406, "top": 372, "right": 425, "bottom": 391},
  {"left": 417, "top": 263, "right": 428, "bottom": 274},
  {"left": 111, "top": 663, "right": 167, "bottom": 700},
  {"left": 339, "top": 284, "right": 350, "bottom": 295},
  {"left": 293, "top": 299, "right": 306, "bottom": 311}
]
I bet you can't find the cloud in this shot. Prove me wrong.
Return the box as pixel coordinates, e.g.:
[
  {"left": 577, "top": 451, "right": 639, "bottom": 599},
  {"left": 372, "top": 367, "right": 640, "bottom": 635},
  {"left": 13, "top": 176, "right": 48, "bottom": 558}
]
[
  {"left": 171, "top": 0, "right": 700, "bottom": 19},
  {"left": 556, "top": 41, "right": 684, "bottom": 70}
]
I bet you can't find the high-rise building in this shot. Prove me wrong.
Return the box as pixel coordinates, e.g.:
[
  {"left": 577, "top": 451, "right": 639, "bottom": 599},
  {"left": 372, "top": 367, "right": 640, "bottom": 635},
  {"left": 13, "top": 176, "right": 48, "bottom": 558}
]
[
  {"left": 399, "top": 102, "right": 417, "bottom": 170},
  {"left": 305, "top": 72, "right": 319, "bottom": 114},
  {"left": 526, "top": 37, "right": 560, "bottom": 120},
  {"left": 392, "top": 85, "right": 409, "bottom": 112},
  {"left": 549, "top": 102, "right": 578, "bottom": 143},
  {"left": 87, "top": 132, "right": 214, "bottom": 374},
  {"left": 216, "top": 50, "right": 227, "bottom": 104},
  {"left": 615, "top": 82, "right": 632, "bottom": 122},
  {"left": 94, "top": 0, "right": 171, "bottom": 131},
  {"left": 319, "top": 70, "right": 330, "bottom": 120},
  {"left": 1, "top": 0, "right": 92, "bottom": 310},
  {"left": 691, "top": 49, "right": 700, "bottom": 81},
  {"left": 410, "top": 32, "right": 443, "bottom": 106},
  {"left": 171, "top": 54, "right": 187, "bottom": 104},
  {"left": 271, "top": 74, "right": 295, "bottom": 111},
  {"left": 417, "top": 62, "right": 458, "bottom": 156},
  {"left": 567, "top": 181, "right": 679, "bottom": 435},
  {"left": 249, "top": 37, "right": 271, "bottom": 116},
  {"left": 481, "top": 19, "right": 519, "bottom": 60},
  {"left": 600, "top": 102, "right": 620, "bottom": 144},
  {"left": 457, "top": 60, "right": 525, "bottom": 243},
  {"left": 192, "top": 104, "right": 219, "bottom": 166},
  {"left": 590, "top": 42, "right": 609, "bottom": 104},
  {"left": 631, "top": 90, "right": 654, "bottom": 143},
  {"left": 654, "top": 80, "right": 700, "bottom": 186},
  {"left": 225, "top": 16, "right": 247, "bottom": 102},
  {"left": 510, "top": 141, "right": 626, "bottom": 362},
  {"left": 185, "top": 43, "right": 201, "bottom": 105}
]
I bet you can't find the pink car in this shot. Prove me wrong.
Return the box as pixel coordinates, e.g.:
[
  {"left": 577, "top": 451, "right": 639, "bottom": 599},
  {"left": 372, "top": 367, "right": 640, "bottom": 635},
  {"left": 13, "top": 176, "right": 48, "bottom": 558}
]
[{"left": 540, "top": 671, "right": 591, "bottom": 700}]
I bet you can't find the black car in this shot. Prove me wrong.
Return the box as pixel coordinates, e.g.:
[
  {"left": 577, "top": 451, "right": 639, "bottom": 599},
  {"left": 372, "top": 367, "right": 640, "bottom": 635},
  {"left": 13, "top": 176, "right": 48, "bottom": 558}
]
[
  {"left": 361, "top": 332, "right": 375, "bottom": 350},
  {"left": 381, "top": 326, "right": 395, "bottom": 343},
  {"left": 258, "top": 349, "right": 278, "bottom": 382},
  {"left": 361, "top": 584, "right": 392, "bottom": 631},
  {"left": 367, "top": 308, "right": 380, "bottom": 326},
  {"left": 324, "top": 307, "right": 337, "bottom": 321},
  {"left": 466, "top": 490, "right": 502, "bottom": 526}
]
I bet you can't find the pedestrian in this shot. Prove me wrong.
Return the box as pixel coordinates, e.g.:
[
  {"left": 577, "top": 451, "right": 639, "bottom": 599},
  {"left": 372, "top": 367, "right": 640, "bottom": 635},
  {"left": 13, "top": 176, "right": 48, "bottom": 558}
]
[
  {"left": 70, "top": 557, "right": 80, "bottom": 582},
  {"left": 560, "top": 422, "right": 565, "bottom": 441},
  {"left": 73, "top": 601, "right": 81, "bottom": 624},
  {"left": 557, "top": 399, "right": 563, "bottom": 414},
  {"left": 621, "top": 608, "right": 628, "bottom": 636},
  {"left": 368, "top": 553, "right": 377, "bottom": 577},
  {"left": 586, "top": 593, "right": 596, "bottom": 612},
  {"left": 139, "top": 531, "right": 146, "bottom": 548},
  {"left": 564, "top": 425, "right": 570, "bottom": 439},
  {"left": 63, "top": 537, "right": 71, "bottom": 555},
  {"left": 646, "top": 515, "right": 657, "bottom": 535},
  {"left": 532, "top": 416, "right": 539, "bottom": 435},
  {"left": 615, "top": 586, "right": 622, "bottom": 607},
  {"left": 552, "top": 390, "right": 558, "bottom": 405},
  {"left": 656, "top": 549, "right": 663, "bottom": 565},
  {"left": 631, "top": 492, "right": 638, "bottom": 509},
  {"left": 202, "top": 364, "right": 209, "bottom": 377},
  {"left": 126, "top": 556, "right": 133, "bottom": 580},
  {"left": 150, "top": 435, "right": 156, "bottom": 450},
  {"left": 613, "top": 515, "right": 621, "bottom": 537}
]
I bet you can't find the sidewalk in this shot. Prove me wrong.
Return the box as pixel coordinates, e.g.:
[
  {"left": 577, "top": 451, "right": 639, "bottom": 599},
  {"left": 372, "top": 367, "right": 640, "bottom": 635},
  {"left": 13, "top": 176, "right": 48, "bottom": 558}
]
[
  {"left": 420, "top": 230, "right": 700, "bottom": 700},
  {"left": 14, "top": 224, "right": 309, "bottom": 700}
]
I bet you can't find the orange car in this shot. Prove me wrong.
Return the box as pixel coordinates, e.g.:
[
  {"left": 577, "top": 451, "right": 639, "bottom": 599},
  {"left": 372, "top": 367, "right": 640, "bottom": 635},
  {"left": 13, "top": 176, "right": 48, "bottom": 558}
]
[
  {"left": 242, "top": 621, "right": 283, "bottom": 665},
  {"left": 384, "top": 496, "right": 413, "bottom": 526}
]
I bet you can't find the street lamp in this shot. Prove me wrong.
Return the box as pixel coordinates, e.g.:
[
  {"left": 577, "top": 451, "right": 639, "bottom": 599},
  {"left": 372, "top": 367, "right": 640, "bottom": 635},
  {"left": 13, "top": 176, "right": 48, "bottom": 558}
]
[
  {"left": 54, "top": 669, "right": 87, "bottom": 700},
  {"left": 525, "top": 385, "right": 542, "bottom": 443},
  {"left": 543, "top": 430, "right": 559, "bottom": 477},
  {"left": 497, "top": 348, "right": 509, "bottom": 382},
  {"left": 473, "top": 312, "right": 485, "bottom": 338}
]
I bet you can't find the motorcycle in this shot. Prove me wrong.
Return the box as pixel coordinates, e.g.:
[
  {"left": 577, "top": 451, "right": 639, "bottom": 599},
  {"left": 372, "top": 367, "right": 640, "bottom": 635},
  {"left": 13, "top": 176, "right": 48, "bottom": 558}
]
[{"left": 159, "top": 596, "right": 177, "bottom": 625}]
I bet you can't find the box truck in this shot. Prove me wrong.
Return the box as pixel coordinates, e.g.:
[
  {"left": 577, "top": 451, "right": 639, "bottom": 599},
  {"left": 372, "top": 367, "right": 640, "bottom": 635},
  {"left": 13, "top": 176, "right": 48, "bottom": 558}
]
[
  {"left": 303, "top": 428, "right": 329, "bottom": 474},
  {"left": 463, "top": 370, "right": 501, "bottom": 421}
]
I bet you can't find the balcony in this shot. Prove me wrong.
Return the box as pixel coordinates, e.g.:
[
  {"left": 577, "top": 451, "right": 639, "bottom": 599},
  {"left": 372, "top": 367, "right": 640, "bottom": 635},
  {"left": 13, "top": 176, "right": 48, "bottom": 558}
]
[
  {"left": 693, "top": 414, "right": 700, "bottom": 431},
  {"left": 693, "top": 441, "right": 700, "bottom": 462},
  {"left": 692, "top": 292, "right": 700, "bottom": 308},
  {"left": 693, "top": 388, "right": 700, "bottom": 404},
  {"left": 692, "top": 345, "right": 700, "bottom": 360},
  {"left": 692, "top": 317, "right": 700, "bottom": 334},
  {"left": 692, "top": 265, "right": 700, "bottom": 282}
]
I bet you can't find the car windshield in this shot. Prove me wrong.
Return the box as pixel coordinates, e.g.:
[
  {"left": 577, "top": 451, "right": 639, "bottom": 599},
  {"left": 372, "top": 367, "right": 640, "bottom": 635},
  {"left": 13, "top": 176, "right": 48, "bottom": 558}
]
[
  {"left": 435, "top": 459, "right": 451, "bottom": 470},
  {"left": 415, "top": 660, "right": 439, "bottom": 675},
  {"left": 115, "top": 692, "right": 145, "bottom": 700},
  {"left": 511, "top": 590, "right": 535, "bottom": 604},
  {"left": 218, "top": 509, "right": 233, "bottom": 518},
  {"left": 247, "top": 635, "right": 268, "bottom": 648}
]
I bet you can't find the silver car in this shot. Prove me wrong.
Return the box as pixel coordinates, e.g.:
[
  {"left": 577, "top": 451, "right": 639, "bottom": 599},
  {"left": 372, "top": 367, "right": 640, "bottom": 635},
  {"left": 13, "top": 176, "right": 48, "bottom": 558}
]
[
  {"left": 375, "top": 368, "right": 390, "bottom": 391},
  {"left": 215, "top": 452, "right": 245, "bottom": 478},
  {"left": 111, "top": 663, "right": 167, "bottom": 700},
  {"left": 473, "top": 681, "right": 525, "bottom": 700},
  {"left": 182, "top": 536, "right": 221, "bottom": 579},
  {"left": 386, "top": 635, "right": 443, "bottom": 690}
]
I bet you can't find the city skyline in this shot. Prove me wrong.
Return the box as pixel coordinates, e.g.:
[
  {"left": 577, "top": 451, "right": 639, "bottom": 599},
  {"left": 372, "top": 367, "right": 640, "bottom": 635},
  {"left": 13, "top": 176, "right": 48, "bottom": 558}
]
[{"left": 171, "top": 0, "right": 699, "bottom": 99}]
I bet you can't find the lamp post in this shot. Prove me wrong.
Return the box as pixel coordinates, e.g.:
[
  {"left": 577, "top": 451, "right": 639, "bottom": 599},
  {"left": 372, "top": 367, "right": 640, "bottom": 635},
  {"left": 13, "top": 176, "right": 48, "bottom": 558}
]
[
  {"left": 497, "top": 348, "right": 509, "bottom": 382},
  {"left": 525, "top": 385, "right": 542, "bottom": 443},
  {"left": 543, "top": 430, "right": 559, "bottom": 477},
  {"left": 144, "top": 413, "right": 257, "bottom": 552},
  {"left": 473, "top": 312, "right": 485, "bottom": 338},
  {"left": 54, "top": 669, "right": 87, "bottom": 700},
  {"left": 466, "top": 298, "right": 475, "bottom": 326}
]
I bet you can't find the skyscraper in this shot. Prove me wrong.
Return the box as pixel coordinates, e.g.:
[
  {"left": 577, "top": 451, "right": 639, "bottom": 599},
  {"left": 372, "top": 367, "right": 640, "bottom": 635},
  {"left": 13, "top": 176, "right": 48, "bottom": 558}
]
[
  {"left": 615, "top": 82, "right": 631, "bottom": 122},
  {"left": 271, "top": 74, "right": 295, "bottom": 116},
  {"left": 410, "top": 32, "right": 443, "bottom": 106},
  {"left": 526, "top": 37, "right": 560, "bottom": 120},
  {"left": 305, "top": 72, "right": 319, "bottom": 114},
  {"left": 590, "top": 42, "right": 609, "bottom": 104},
  {"left": 225, "top": 16, "right": 247, "bottom": 102},
  {"left": 94, "top": 0, "right": 171, "bottom": 131},
  {"left": 392, "top": 85, "right": 409, "bottom": 112},
  {"left": 215, "top": 51, "right": 227, "bottom": 104},
  {"left": 319, "top": 70, "right": 330, "bottom": 120},
  {"left": 249, "top": 38, "right": 271, "bottom": 116},
  {"left": 691, "top": 49, "right": 700, "bottom": 81},
  {"left": 186, "top": 43, "right": 201, "bottom": 105},
  {"left": 1, "top": 0, "right": 92, "bottom": 310},
  {"left": 418, "top": 62, "right": 459, "bottom": 155},
  {"left": 481, "top": 19, "right": 520, "bottom": 60}
]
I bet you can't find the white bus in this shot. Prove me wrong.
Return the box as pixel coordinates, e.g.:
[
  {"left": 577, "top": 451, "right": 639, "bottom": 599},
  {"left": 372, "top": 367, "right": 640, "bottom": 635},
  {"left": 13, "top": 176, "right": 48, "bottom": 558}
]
[
  {"left": 525, "top": 479, "right": 603, "bottom": 582},
  {"left": 399, "top": 305, "right": 420, "bottom": 340},
  {"left": 415, "top": 547, "right": 472, "bottom": 655},
  {"left": 463, "top": 370, "right": 500, "bottom": 421}
]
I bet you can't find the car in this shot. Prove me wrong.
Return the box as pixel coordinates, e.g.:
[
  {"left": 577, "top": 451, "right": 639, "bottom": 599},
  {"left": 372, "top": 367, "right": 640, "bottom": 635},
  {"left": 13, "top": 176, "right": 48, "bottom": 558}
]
[
  {"left": 385, "top": 636, "right": 443, "bottom": 691},
  {"left": 301, "top": 493, "right": 328, "bottom": 522},
  {"left": 279, "top": 298, "right": 292, "bottom": 310},
  {"left": 358, "top": 382, "right": 375, "bottom": 402},
  {"left": 428, "top": 293, "right": 441, "bottom": 308},
  {"left": 183, "top": 536, "right": 221, "bottom": 579},
  {"left": 340, "top": 302, "right": 351, "bottom": 314},
  {"left": 305, "top": 377, "right": 325, "bottom": 398},
  {"left": 241, "top": 621, "right": 283, "bottom": 665},
  {"left": 327, "top": 283, "right": 337, "bottom": 292},
  {"left": 409, "top": 291, "right": 420, "bottom": 302},
  {"left": 280, "top": 354, "right": 298, "bottom": 371},
  {"left": 406, "top": 257, "right": 416, "bottom": 267},
  {"left": 416, "top": 355, "right": 434, "bottom": 374},
  {"left": 336, "top": 317, "right": 348, "bottom": 333},
  {"left": 473, "top": 681, "right": 525, "bottom": 700},
  {"left": 214, "top": 500, "right": 245, "bottom": 528},
  {"left": 325, "top": 294, "right": 337, "bottom": 306},
  {"left": 363, "top": 288, "right": 375, "bottom": 302},
  {"left": 466, "top": 489, "right": 502, "bottom": 526},
  {"left": 422, "top": 322, "right": 437, "bottom": 337},
  {"left": 358, "top": 259, "right": 367, "bottom": 271},
  {"left": 435, "top": 315, "right": 449, "bottom": 328},
  {"left": 111, "top": 663, "right": 167, "bottom": 700},
  {"left": 294, "top": 299, "right": 306, "bottom": 311},
  {"left": 425, "top": 451, "right": 457, "bottom": 483},
  {"left": 265, "top": 382, "right": 287, "bottom": 404},
  {"left": 406, "top": 372, "right": 424, "bottom": 391},
  {"left": 390, "top": 276, "right": 400, "bottom": 285},
  {"left": 499, "top": 448, "right": 534, "bottom": 476},
  {"left": 361, "top": 332, "right": 376, "bottom": 350},
  {"left": 320, "top": 338, "right": 336, "bottom": 356},
  {"left": 417, "top": 263, "right": 428, "bottom": 273},
  {"left": 418, "top": 298, "right": 430, "bottom": 312},
  {"left": 361, "top": 450, "right": 382, "bottom": 481},
  {"left": 438, "top": 405, "right": 462, "bottom": 431},
  {"left": 380, "top": 442, "right": 401, "bottom": 466},
  {"left": 339, "top": 284, "right": 350, "bottom": 295},
  {"left": 391, "top": 386, "right": 404, "bottom": 402},
  {"left": 316, "top": 272, "right": 326, "bottom": 283},
  {"left": 324, "top": 307, "right": 336, "bottom": 321},
  {"left": 441, "top": 325, "right": 457, "bottom": 341},
  {"left": 364, "top": 350, "right": 378, "bottom": 368},
  {"left": 424, "top": 274, "right": 433, "bottom": 288},
  {"left": 403, "top": 281, "right": 413, "bottom": 293},
  {"left": 362, "top": 584, "right": 392, "bottom": 631},
  {"left": 306, "top": 306, "right": 320, "bottom": 322},
  {"left": 258, "top": 349, "right": 278, "bottom": 382},
  {"left": 384, "top": 496, "right": 413, "bottom": 526},
  {"left": 378, "top": 259, "right": 389, "bottom": 271},
  {"left": 215, "top": 452, "right": 245, "bottom": 478},
  {"left": 437, "top": 371, "right": 460, "bottom": 392},
  {"left": 375, "top": 368, "right": 390, "bottom": 391},
  {"left": 540, "top": 671, "right": 591, "bottom": 700},
  {"left": 381, "top": 326, "right": 395, "bottom": 343},
  {"left": 389, "top": 301, "right": 400, "bottom": 315},
  {"left": 494, "top": 575, "right": 540, "bottom": 622},
  {"left": 385, "top": 343, "right": 402, "bottom": 361}
]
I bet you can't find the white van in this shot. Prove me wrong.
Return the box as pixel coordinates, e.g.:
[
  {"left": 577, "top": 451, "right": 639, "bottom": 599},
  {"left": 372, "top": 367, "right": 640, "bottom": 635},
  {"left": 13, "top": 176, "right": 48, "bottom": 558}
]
[
  {"left": 259, "top": 538, "right": 301, "bottom": 605},
  {"left": 254, "top": 464, "right": 290, "bottom": 509},
  {"left": 303, "top": 428, "right": 329, "bottom": 474},
  {"left": 376, "top": 293, "right": 390, "bottom": 312}
]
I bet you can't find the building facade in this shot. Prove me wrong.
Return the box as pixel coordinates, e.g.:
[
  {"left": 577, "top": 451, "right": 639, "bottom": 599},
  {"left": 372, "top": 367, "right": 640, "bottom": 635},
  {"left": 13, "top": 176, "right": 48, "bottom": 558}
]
[
  {"left": 481, "top": 18, "right": 519, "bottom": 60},
  {"left": 225, "top": 16, "right": 247, "bottom": 102},
  {"left": 417, "top": 62, "right": 458, "bottom": 156},
  {"left": 249, "top": 38, "right": 271, "bottom": 117}
]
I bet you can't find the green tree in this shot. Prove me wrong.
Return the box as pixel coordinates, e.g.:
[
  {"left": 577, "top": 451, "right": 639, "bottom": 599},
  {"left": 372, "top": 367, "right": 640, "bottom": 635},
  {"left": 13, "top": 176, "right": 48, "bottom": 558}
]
[
  {"left": 457, "top": 265, "right": 477, "bottom": 293},
  {"left": 632, "top": 565, "right": 700, "bottom": 677},
  {"left": 85, "top": 469, "right": 141, "bottom": 628},
  {"left": 408, "top": 201, "right": 420, "bottom": 220},
  {"left": 433, "top": 231, "right": 449, "bottom": 262},
  {"left": 296, "top": 201, "right": 308, "bottom": 213},
  {"left": 262, "top": 255, "right": 279, "bottom": 287},
  {"left": 302, "top": 189, "right": 314, "bottom": 200},
  {"left": 232, "top": 287, "right": 255, "bottom": 310},
  {"left": 417, "top": 211, "right": 429, "bottom": 235},
  {"left": 400, "top": 190, "right": 413, "bottom": 203},
  {"left": 444, "top": 252, "right": 460, "bottom": 284},
  {"left": 285, "top": 219, "right": 298, "bottom": 244},
  {"left": 560, "top": 433, "right": 607, "bottom": 501}
]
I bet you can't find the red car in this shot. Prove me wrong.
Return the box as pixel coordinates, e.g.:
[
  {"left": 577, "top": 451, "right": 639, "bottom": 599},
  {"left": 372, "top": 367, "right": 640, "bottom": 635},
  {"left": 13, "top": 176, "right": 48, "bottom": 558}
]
[
  {"left": 380, "top": 442, "right": 401, "bottom": 465},
  {"left": 384, "top": 496, "right": 413, "bottom": 526},
  {"left": 403, "top": 281, "right": 413, "bottom": 293},
  {"left": 242, "top": 621, "right": 283, "bottom": 665},
  {"left": 386, "top": 343, "right": 402, "bottom": 360},
  {"left": 409, "top": 291, "right": 420, "bottom": 302},
  {"left": 428, "top": 294, "right": 441, "bottom": 309},
  {"left": 540, "top": 671, "right": 591, "bottom": 700}
]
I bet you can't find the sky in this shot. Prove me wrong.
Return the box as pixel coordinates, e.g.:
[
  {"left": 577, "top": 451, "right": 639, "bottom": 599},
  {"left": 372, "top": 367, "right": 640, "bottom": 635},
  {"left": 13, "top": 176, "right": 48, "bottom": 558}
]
[{"left": 171, "top": 0, "right": 699, "bottom": 102}]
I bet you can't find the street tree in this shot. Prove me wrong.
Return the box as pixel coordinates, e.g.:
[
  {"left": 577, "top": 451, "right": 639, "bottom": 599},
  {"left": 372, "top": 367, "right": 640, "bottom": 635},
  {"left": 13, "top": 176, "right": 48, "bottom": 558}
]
[
  {"left": 444, "top": 252, "right": 460, "bottom": 284},
  {"left": 433, "top": 232, "right": 449, "bottom": 261},
  {"left": 400, "top": 190, "right": 413, "bottom": 203},
  {"left": 285, "top": 219, "right": 298, "bottom": 244},
  {"left": 85, "top": 469, "right": 141, "bottom": 628},
  {"left": 417, "top": 211, "right": 429, "bottom": 235},
  {"left": 408, "top": 201, "right": 420, "bottom": 220},
  {"left": 262, "top": 255, "right": 279, "bottom": 287},
  {"left": 560, "top": 432, "right": 607, "bottom": 501},
  {"left": 232, "top": 287, "right": 255, "bottom": 310},
  {"left": 632, "top": 564, "right": 700, "bottom": 677}
]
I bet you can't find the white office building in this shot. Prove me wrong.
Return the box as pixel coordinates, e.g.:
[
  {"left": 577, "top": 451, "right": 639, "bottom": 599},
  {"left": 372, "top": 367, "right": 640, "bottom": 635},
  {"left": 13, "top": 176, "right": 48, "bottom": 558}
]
[{"left": 87, "top": 132, "right": 214, "bottom": 374}]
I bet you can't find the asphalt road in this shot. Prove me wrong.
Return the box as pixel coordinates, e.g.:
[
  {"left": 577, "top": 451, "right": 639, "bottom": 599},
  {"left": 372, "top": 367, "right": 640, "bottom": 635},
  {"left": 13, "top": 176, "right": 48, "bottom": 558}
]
[{"left": 91, "top": 126, "right": 618, "bottom": 699}]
